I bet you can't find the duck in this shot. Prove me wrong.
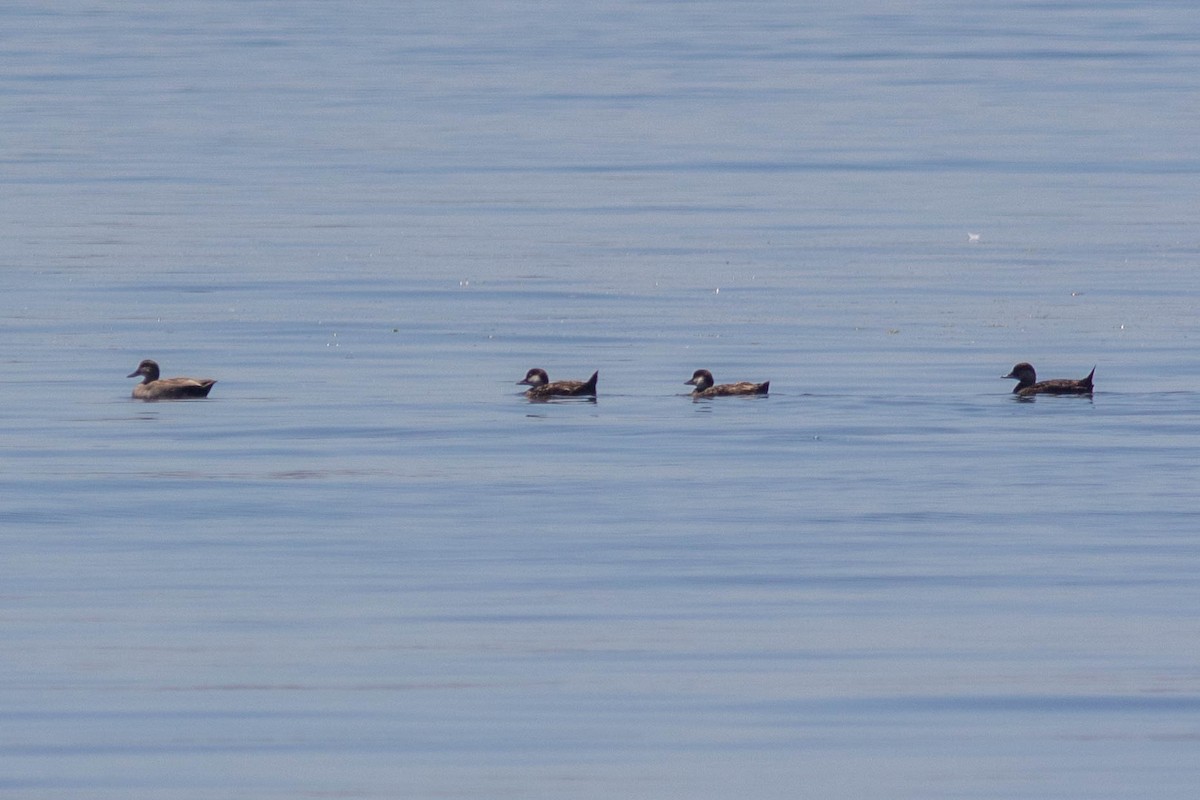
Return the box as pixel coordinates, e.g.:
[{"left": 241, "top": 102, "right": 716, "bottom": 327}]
[
  {"left": 127, "top": 359, "right": 217, "bottom": 400},
  {"left": 517, "top": 368, "right": 598, "bottom": 400},
  {"left": 685, "top": 369, "right": 769, "bottom": 398},
  {"left": 1003, "top": 362, "right": 1094, "bottom": 397}
]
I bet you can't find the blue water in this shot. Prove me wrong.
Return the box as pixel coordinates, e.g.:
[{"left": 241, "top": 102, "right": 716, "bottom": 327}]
[{"left": 4, "top": 2, "right": 1200, "bottom": 798}]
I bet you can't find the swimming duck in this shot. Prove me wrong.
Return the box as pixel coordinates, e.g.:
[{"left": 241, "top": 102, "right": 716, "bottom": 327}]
[
  {"left": 685, "top": 369, "right": 769, "bottom": 398},
  {"left": 127, "top": 359, "right": 217, "bottom": 400},
  {"left": 517, "top": 368, "right": 598, "bottom": 400},
  {"left": 1003, "top": 362, "right": 1094, "bottom": 397}
]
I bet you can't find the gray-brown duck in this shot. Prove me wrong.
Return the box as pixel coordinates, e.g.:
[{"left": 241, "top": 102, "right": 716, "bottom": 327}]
[
  {"left": 517, "top": 368, "right": 598, "bottom": 401},
  {"left": 686, "top": 369, "right": 769, "bottom": 399},
  {"left": 127, "top": 359, "right": 217, "bottom": 400}
]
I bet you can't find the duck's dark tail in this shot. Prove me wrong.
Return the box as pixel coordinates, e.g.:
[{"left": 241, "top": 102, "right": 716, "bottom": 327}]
[
  {"left": 1081, "top": 367, "right": 1095, "bottom": 391},
  {"left": 581, "top": 371, "right": 599, "bottom": 395},
  {"left": 190, "top": 380, "right": 217, "bottom": 398},
  {"left": 757, "top": 381, "right": 770, "bottom": 395}
]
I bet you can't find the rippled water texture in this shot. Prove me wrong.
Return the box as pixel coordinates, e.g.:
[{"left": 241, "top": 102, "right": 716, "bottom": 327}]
[{"left": 4, "top": 2, "right": 1200, "bottom": 798}]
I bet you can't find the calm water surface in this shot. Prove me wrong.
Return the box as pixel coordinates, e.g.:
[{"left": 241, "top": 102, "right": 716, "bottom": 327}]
[{"left": 3, "top": 2, "right": 1200, "bottom": 798}]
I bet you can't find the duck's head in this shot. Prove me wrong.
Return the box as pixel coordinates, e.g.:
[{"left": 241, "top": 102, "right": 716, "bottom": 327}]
[
  {"left": 686, "top": 369, "right": 714, "bottom": 390},
  {"left": 127, "top": 359, "right": 161, "bottom": 381},
  {"left": 518, "top": 368, "right": 549, "bottom": 387},
  {"left": 1003, "top": 362, "right": 1036, "bottom": 384}
]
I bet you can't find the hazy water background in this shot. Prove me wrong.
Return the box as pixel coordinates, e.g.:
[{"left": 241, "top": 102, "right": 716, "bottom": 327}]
[{"left": 4, "top": 1, "right": 1200, "bottom": 797}]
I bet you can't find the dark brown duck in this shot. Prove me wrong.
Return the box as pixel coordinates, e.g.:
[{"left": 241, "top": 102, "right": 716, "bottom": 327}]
[
  {"left": 685, "top": 369, "right": 769, "bottom": 399},
  {"left": 1003, "top": 362, "right": 1094, "bottom": 397},
  {"left": 127, "top": 359, "right": 217, "bottom": 400},
  {"left": 517, "top": 368, "right": 598, "bottom": 400}
]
